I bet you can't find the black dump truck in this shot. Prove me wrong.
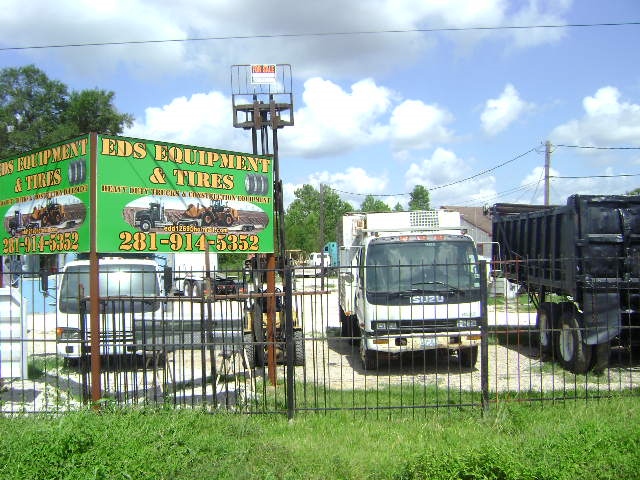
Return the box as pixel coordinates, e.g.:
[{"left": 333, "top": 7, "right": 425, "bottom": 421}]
[{"left": 491, "top": 194, "right": 640, "bottom": 374}]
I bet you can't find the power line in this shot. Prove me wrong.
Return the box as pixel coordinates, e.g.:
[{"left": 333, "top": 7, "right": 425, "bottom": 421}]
[
  {"left": 429, "top": 148, "right": 536, "bottom": 191},
  {"left": 1, "top": 21, "right": 639, "bottom": 52},
  {"left": 551, "top": 173, "right": 640, "bottom": 179},
  {"left": 333, "top": 147, "right": 537, "bottom": 197},
  {"left": 555, "top": 144, "right": 640, "bottom": 150}
]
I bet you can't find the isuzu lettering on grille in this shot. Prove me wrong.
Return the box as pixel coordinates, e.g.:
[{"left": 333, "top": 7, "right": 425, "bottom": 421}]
[{"left": 411, "top": 295, "right": 445, "bottom": 304}]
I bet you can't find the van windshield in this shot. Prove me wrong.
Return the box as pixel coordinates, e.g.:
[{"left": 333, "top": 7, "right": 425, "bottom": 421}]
[
  {"left": 365, "top": 239, "right": 480, "bottom": 294},
  {"left": 59, "top": 264, "right": 160, "bottom": 314}
]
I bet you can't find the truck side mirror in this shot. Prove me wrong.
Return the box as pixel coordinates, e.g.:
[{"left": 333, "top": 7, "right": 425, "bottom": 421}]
[
  {"left": 163, "top": 266, "right": 173, "bottom": 294},
  {"left": 341, "top": 272, "right": 354, "bottom": 283}
]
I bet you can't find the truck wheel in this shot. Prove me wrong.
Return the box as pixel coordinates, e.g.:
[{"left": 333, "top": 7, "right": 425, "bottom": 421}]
[
  {"left": 252, "top": 304, "right": 266, "bottom": 367},
  {"left": 458, "top": 346, "right": 478, "bottom": 368},
  {"left": 293, "top": 329, "right": 305, "bottom": 366},
  {"left": 591, "top": 342, "right": 611, "bottom": 373},
  {"left": 557, "top": 309, "right": 592, "bottom": 374},
  {"left": 340, "top": 309, "right": 359, "bottom": 345},
  {"left": 339, "top": 307, "right": 350, "bottom": 338},
  {"left": 536, "top": 303, "right": 560, "bottom": 359},
  {"left": 361, "top": 345, "right": 378, "bottom": 370},
  {"left": 245, "top": 174, "right": 256, "bottom": 194},
  {"left": 140, "top": 219, "right": 152, "bottom": 232},
  {"left": 225, "top": 214, "right": 233, "bottom": 226},
  {"left": 202, "top": 213, "right": 214, "bottom": 226}
]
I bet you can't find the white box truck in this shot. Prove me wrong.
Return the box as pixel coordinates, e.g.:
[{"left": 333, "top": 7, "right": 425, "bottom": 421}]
[{"left": 338, "top": 210, "right": 483, "bottom": 370}]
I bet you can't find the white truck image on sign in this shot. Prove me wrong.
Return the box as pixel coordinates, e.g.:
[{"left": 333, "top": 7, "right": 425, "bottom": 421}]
[{"left": 338, "top": 210, "right": 483, "bottom": 370}]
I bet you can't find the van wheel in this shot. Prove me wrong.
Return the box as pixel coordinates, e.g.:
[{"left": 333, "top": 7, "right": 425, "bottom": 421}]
[
  {"left": 458, "top": 346, "right": 478, "bottom": 368},
  {"left": 557, "top": 308, "right": 592, "bottom": 374}
]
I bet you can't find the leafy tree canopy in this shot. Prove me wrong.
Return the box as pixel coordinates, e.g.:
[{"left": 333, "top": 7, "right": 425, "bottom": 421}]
[
  {"left": 393, "top": 202, "right": 404, "bottom": 211},
  {"left": 285, "top": 184, "right": 352, "bottom": 253},
  {"left": 626, "top": 187, "right": 640, "bottom": 195},
  {"left": 360, "top": 195, "right": 390, "bottom": 213},
  {"left": 408, "top": 185, "right": 431, "bottom": 210},
  {"left": 0, "top": 65, "right": 133, "bottom": 158}
]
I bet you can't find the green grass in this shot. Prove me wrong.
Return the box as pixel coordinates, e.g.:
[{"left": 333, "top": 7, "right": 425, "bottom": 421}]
[
  {"left": 490, "top": 294, "right": 536, "bottom": 312},
  {"left": 1, "top": 397, "right": 638, "bottom": 479},
  {"left": 27, "top": 354, "right": 63, "bottom": 380}
]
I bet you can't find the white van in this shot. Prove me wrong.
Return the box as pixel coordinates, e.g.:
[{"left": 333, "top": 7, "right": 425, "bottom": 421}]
[{"left": 55, "top": 257, "right": 167, "bottom": 359}]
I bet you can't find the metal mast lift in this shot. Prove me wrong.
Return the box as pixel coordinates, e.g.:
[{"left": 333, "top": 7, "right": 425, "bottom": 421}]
[{"left": 231, "top": 65, "right": 295, "bottom": 394}]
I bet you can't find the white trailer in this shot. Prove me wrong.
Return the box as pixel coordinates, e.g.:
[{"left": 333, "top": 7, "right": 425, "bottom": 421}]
[
  {"left": 0, "top": 287, "right": 28, "bottom": 380},
  {"left": 338, "top": 210, "right": 483, "bottom": 370},
  {"left": 169, "top": 252, "right": 219, "bottom": 297}
]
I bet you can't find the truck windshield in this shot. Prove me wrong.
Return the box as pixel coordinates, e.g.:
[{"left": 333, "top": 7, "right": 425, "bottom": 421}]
[
  {"left": 365, "top": 239, "right": 480, "bottom": 294},
  {"left": 59, "top": 264, "right": 160, "bottom": 314}
]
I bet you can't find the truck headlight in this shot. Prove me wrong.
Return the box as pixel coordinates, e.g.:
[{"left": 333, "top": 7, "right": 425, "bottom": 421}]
[
  {"left": 56, "top": 327, "right": 80, "bottom": 341},
  {"left": 375, "top": 322, "right": 398, "bottom": 330},
  {"left": 456, "top": 319, "right": 477, "bottom": 328}
]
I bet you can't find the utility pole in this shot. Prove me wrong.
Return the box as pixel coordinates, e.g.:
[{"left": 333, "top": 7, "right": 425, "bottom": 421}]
[
  {"left": 319, "top": 184, "right": 325, "bottom": 290},
  {"left": 544, "top": 140, "right": 551, "bottom": 206}
]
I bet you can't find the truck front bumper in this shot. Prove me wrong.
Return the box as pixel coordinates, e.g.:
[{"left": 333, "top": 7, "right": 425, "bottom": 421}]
[{"left": 363, "top": 330, "right": 481, "bottom": 355}]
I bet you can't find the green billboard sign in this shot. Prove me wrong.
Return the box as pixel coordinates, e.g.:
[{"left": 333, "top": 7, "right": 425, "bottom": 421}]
[{"left": 1, "top": 134, "right": 274, "bottom": 255}]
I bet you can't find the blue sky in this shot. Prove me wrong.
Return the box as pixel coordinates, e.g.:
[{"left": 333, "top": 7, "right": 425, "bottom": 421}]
[{"left": 1, "top": 0, "right": 639, "bottom": 209}]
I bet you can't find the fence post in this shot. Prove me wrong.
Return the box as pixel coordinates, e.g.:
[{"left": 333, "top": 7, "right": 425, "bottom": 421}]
[
  {"left": 480, "top": 260, "right": 490, "bottom": 413},
  {"left": 284, "top": 264, "right": 295, "bottom": 419}
]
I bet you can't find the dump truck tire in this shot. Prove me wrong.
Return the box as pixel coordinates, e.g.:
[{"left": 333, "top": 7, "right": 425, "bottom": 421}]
[{"left": 557, "top": 308, "right": 592, "bottom": 374}]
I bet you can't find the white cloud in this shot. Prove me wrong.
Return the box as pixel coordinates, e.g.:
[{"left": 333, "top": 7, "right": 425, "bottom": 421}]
[
  {"left": 283, "top": 78, "right": 393, "bottom": 157},
  {"left": 507, "top": 0, "right": 571, "bottom": 48},
  {"left": 0, "top": 0, "right": 571, "bottom": 81},
  {"left": 519, "top": 164, "right": 638, "bottom": 205},
  {"left": 551, "top": 86, "right": 640, "bottom": 146},
  {"left": 481, "top": 84, "right": 532, "bottom": 135},
  {"left": 283, "top": 166, "right": 388, "bottom": 209},
  {"left": 404, "top": 148, "right": 496, "bottom": 208},
  {"left": 390, "top": 100, "right": 454, "bottom": 149},
  {"left": 125, "top": 91, "right": 248, "bottom": 150}
]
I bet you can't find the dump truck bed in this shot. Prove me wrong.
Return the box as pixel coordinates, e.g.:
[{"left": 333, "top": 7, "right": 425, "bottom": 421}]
[{"left": 492, "top": 194, "right": 640, "bottom": 298}]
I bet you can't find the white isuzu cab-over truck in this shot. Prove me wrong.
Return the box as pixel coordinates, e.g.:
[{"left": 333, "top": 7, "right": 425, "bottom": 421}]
[{"left": 338, "top": 210, "right": 483, "bottom": 370}]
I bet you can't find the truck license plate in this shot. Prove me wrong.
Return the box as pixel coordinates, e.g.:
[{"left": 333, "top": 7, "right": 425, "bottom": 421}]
[{"left": 420, "top": 336, "right": 437, "bottom": 348}]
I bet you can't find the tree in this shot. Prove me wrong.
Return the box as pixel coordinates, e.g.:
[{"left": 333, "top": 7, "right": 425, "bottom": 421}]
[
  {"left": 0, "top": 65, "right": 133, "bottom": 158},
  {"left": 393, "top": 202, "right": 404, "bottom": 211},
  {"left": 626, "top": 188, "right": 640, "bottom": 195},
  {"left": 62, "top": 89, "right": 134, "bottom": 137},
  {"left": 360, "top": 195, "right": 390, "bottom": 213},
  {"left": 408, "top": 185, "right": 430, "bottom": 210},
  {"left": 285, "top": 184, "right": 352, "bottom": 253}
]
